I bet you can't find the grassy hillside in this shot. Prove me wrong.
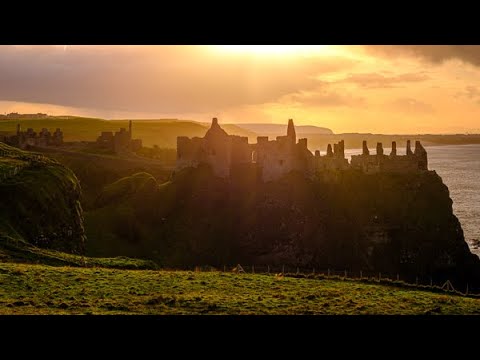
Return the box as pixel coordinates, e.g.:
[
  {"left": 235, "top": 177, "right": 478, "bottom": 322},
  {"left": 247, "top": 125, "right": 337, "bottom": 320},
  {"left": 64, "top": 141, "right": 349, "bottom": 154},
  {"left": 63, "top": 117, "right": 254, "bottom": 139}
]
[
  {"left": 1, "top": 262, "right": 479, "bottom": 314},
  {"left": 38, "top": 148, "right": 172, "bottom": 210},
  {"left": 0, "top": 237, "right": 156, "bottom": 270},
  {"left": 0, "top": 117, "right": 257, "bottom": 147},
  {"left": 0, "top": 142, "right": 85, "bottom": 253},
  {"left": 82, "top": 164, "right": 480, "bottom": 292}
]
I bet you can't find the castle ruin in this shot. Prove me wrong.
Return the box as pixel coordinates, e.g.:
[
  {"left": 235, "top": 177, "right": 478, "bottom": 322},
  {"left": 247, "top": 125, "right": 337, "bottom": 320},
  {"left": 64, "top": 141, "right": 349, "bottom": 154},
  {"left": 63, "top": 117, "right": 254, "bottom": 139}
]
[
  {"left": 2, "top": 124, "right": 64, "bottom": 149},
  {"left": 96, "top": 120, "right": 143, "bottom": 155},
  {"left": 350, "top": 139, "right": 428, "bottom": 173},
  {"left": 176, "top": 118, "right": 429, "bottom": 181}
]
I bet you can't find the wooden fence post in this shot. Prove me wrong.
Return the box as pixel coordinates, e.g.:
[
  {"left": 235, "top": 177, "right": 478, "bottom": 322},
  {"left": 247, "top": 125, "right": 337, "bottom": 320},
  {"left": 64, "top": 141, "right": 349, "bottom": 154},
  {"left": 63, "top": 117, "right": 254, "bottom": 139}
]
[
  {"left": 296, "top": 267, "right": 299, "bottom": 275},
  {"left": 466, "top": 283, "right": 469, "bottom": 296},
  {"left": 344, "top": 270, "right": 347, "bottom": 278},
  {"left": 267, "top": 265, "right": 270, "bottom": 274},
  {"left": 223, "top": 265, "right": 226, "bottom": 273},
  {"left": 360, "top": 270, "right": 363, "bottom": 279},
  {"left": 396, "top": 273, "right": 399, "bottom": 281},
  {"left": 282, "top": 265, "right": 285, "bottom": 275},
  {"left": 430, "top": 277, "right": 433, "bottom": 287},
  {"left": 252, "top": 265, "right": 255, "bottom": 274}
]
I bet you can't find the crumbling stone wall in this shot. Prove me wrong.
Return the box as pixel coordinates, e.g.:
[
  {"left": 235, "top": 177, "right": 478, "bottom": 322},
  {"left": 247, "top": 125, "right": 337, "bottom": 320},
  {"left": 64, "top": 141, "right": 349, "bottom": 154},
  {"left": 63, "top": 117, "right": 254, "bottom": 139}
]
[
  {"left": 176, "top": 118, "right": 429, "bottom": 181},
  {"left": 351, "top": 141, "right": 428, "bottom": 173}
]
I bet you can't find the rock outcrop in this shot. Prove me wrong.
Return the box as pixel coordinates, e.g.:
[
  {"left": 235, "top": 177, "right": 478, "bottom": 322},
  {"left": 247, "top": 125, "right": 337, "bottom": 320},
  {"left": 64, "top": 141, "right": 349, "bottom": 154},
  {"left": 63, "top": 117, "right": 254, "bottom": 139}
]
[
  {"left": 0, "top": 142, "right": 85, "bottom": 254},
  {"left": 87, "top": 163, "right": 480, "bottom": 289}
]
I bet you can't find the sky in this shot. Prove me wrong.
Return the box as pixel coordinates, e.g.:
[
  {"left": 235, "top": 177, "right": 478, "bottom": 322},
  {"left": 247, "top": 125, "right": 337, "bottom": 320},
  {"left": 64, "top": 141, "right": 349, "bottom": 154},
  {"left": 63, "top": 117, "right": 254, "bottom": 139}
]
[{"left": 1, "top": 45, "right": 480, "bottom": 134}]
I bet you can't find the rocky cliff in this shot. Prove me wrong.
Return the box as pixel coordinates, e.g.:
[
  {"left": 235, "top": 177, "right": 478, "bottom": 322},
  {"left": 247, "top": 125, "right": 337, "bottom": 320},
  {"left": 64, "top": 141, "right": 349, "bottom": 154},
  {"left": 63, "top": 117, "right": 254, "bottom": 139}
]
[
  {"left": 86, "top": 164, "right": 480, "bottom": 288},
  {"left": 0, "top": 143, "right": 85, "bottom": 254}
]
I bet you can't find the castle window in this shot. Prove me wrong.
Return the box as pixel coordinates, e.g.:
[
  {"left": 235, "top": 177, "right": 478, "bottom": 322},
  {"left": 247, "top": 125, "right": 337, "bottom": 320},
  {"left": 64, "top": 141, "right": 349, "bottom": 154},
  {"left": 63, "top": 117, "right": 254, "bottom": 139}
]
[{"left": 279, "top": 160, "right": 284, "bottom": 166}]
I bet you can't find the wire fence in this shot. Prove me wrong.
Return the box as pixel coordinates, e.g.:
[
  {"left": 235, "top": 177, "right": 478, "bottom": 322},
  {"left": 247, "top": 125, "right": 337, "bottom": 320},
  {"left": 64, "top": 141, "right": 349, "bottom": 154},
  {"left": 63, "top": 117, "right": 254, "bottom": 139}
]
[{"left": 184, "top": 264, "right": 480, "bottom": 298}]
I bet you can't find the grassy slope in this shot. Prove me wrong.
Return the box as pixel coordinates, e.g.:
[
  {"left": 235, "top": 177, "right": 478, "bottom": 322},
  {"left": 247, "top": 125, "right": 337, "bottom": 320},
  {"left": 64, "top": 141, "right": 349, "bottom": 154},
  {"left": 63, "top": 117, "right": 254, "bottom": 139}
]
[
  {"left": 0, "top": 237, "right": 157, "bottom": 270},
  {"left": 1, "top": 262, "right": 479, "bottom": 314},
  {"left": 0, "top": 142, "right": 86, "bottom": 252},
  {"left": 0, "top": 117, "right": 257, "bottom": 148}
]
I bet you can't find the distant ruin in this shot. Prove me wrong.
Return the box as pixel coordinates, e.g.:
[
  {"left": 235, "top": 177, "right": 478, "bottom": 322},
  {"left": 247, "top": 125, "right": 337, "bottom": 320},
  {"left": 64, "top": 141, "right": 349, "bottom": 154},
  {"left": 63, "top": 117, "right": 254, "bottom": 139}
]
[
  {"left": 96, "top": 120, "right": 143, "bottom": 155},
  {"left": 1, "top": 124, "right": 64, "bottom": 149},
  {"left": 176, "top": 118, "right": 429, "bottom": 181},
  {"left": 0, "top": 120, "right": 143, "bottom": 155}
]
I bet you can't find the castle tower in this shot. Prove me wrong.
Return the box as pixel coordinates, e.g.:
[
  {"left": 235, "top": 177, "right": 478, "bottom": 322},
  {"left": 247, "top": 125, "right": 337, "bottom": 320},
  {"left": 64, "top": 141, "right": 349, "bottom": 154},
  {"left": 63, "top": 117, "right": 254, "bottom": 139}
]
[
  {"left": 414, "top": 141, "right": 423, "bottom": 155},
  {"left": 390, "top": 141, "right": 397, "bottom": 156},
  {"left": 376, "top": 142, "right": 384, "bottom": 156},
  {"left": 362, "top": 140, "right": 369, "bottom": 155},
  {"left": 327, "top": 144, "right": 333, "bottom": 157},
  {"left": 128, "top": 120, "right": 132, "bottom": 140},
  {"left": 287, "top": 119, "right": 296, "bottom": 144},
  {"left": 16, "top": 123, "right": 21, "bottom": 135},
  {"left": 205, "top": 117, "right": 228, "bottom": 139},
  {"left": 338, "top": 140, "right": 345, "bottom": 158},
  {"left": 414, "top": 140, "right": 428, "bottom": 170},
  {"left": 406, "top": 140, "right": 413, "bottom": 155}
]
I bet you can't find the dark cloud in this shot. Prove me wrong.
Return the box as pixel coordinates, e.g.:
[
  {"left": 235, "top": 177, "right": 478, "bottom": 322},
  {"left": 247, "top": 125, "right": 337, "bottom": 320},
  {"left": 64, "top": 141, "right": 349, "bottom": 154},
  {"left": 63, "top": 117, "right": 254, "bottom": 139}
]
[
  {"left": 363, "top": 45, "right": 480, "bottom": 67},
  {"left": 334, "top": 72, "right": 429, "bottom": 88},
  {"left": 0, "top": 46, "right": 357, "bottom": 114},
  {"left": 388, "top": 97, "right": 435, "bottom": 114}
]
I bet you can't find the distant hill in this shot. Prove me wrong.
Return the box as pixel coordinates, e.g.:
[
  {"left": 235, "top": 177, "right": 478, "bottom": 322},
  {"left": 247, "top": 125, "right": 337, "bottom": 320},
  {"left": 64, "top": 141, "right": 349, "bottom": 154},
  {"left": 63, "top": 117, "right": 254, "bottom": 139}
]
[
  {"left": 215, "top": 124, "right": 259, "bottom": 140},
  {"left": 0, "top": 116, "right": 254, "bottom": 148},
  {"left": 234, "top": 123, "right": 333, "bottom": 136}
]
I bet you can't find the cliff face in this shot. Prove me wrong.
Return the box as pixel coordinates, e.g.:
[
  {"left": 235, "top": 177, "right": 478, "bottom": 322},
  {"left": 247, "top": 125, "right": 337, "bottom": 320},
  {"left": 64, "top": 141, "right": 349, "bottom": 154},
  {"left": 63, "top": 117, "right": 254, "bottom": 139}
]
[
  {"left": 86, "top": 164, "right": 480, "bottom": 287},
  {"left": 0, "top": 143, "right": 85, "bottom": 254}
]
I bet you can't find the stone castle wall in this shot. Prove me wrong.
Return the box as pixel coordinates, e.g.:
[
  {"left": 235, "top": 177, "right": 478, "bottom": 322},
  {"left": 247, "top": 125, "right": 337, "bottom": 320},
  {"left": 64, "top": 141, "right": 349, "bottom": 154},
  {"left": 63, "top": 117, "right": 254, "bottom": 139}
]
[
  {"left": 96, "top": 121, "right": 143, "bottom": 155},
  {"left": 351, "top": 140, "right": 428, "bottom": 173},
  {"left": 3, "top": 125, "right": 64, "bottom": 149},
  {"left": 176, "top": 118, "right": 429, "bottom": 181}
]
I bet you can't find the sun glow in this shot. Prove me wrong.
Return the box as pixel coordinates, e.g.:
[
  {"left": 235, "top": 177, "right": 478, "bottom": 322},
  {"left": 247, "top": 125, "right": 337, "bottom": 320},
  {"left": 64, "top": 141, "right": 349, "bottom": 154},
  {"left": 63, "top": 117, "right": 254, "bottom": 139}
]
[{"left": 214, "top": 45, "right": 332, "bottom": 57}]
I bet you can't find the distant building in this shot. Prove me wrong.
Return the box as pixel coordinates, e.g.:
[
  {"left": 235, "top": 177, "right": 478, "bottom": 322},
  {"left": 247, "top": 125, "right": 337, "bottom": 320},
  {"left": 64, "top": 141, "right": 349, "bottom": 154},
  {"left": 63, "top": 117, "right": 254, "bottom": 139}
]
[
  {"left": 176, "top": 118, "right": 429, "bottom": 181},
  {"left": 96, "top": 120, "right": 143, "bottom": 154},
  {"left": 2, "top": 124, "right": 63, "bottom": 149},
  {"left": 0, "top": 112, "right": 48, "bottom": 119}
]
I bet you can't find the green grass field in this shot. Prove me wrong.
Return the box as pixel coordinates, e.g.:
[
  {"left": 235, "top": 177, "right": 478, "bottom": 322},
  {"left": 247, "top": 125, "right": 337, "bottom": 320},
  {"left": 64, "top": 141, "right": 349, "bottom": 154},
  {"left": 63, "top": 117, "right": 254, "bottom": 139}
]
[{"left": 2, "top": 262, "right": 480, "bottom": 315}]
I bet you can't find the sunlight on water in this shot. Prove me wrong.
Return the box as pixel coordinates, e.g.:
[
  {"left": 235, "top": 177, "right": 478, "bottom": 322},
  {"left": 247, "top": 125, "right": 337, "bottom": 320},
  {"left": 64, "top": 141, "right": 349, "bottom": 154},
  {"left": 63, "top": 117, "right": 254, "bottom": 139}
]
[{"left": 343, "top": 145, "right": 480, "bottom": 258}]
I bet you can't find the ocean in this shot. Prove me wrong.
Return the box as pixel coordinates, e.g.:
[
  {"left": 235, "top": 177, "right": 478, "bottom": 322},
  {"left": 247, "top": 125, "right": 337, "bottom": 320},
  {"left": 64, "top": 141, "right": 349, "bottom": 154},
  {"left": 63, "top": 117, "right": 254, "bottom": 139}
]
[{"left": 343, "top": 144, "right": 480, "bottom": 258}]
